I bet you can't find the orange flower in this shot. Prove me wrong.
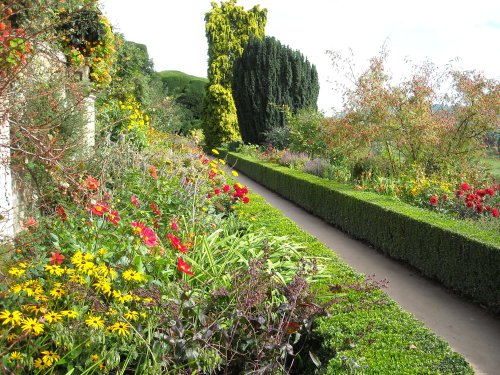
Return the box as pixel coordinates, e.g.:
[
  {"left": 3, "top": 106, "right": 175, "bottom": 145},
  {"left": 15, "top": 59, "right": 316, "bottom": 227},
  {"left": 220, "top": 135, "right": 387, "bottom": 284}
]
[
  {"left": 149, "top": 165, "right": 158, "bottom": 179},
  {"left": 85, "top": 176, "right": 100, "bottom": 190},
  {"left": 25, "top": 217, "right": 38, "bottom": 228}
]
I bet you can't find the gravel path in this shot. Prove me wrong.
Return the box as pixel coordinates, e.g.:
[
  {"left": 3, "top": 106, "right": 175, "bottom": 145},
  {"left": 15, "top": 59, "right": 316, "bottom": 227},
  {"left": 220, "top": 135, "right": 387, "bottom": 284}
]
[{"left": 237, "top": 172, "right": 500, "bottom": 375}]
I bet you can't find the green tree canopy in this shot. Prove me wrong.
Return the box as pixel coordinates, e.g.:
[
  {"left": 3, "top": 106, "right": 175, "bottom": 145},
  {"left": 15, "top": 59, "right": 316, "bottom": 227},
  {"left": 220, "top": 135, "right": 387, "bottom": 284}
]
[
  {"left": 203, "top": 0, "right": 267, "bottom": 149},
  {"left": 232, "top": 36, "right": 319, "bottom": 145}
]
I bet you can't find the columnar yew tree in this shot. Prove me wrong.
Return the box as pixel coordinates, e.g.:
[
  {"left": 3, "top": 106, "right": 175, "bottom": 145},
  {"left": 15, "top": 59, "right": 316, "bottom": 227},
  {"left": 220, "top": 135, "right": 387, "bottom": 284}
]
[
  {"left": 203, "top": 0, "right": 267, "bottom": 149},
  {"left": 232, "top": 37, "right": 319, "bottom": 145}
]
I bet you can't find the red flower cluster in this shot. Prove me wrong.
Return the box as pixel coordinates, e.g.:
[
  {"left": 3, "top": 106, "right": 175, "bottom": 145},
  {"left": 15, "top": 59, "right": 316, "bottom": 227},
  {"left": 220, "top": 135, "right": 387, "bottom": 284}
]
[
  {"left": 456, "top": 182, "right": 499, "bottom": 218},
  {"left": 232, "top": 184, "right": 250, "bottom": 204}
]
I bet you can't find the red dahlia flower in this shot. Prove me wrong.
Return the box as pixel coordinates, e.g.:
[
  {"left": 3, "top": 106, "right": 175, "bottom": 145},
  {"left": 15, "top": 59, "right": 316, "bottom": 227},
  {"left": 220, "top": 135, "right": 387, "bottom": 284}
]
[
  {"left": 177, "top": 257, "right": 194, "bottom": 276},
  {"left": 429, "top": 196, "right": 438, "bottom": 206},
  {"left": 107, "top": 211, "right": 120, "bottom": 226},
  {"left": 461, "top": 183, "right": 471, "bottom": 191},
  {"left": 492, "top": 208, "right": 499, "bottom": 218},
  {"left": 56, "top": 206, "right": 67, "bottom": 220},
  {"left": 168, "top": 233, "right": 187, "bottom": 254},
  {"left": 91, "top": 202, "right": 108, "bottom": 216}
]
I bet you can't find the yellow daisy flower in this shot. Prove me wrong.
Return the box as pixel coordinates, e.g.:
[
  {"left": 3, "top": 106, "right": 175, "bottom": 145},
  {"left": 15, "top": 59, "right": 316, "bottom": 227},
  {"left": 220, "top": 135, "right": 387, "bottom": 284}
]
[
  {"left": 41, "top": 350, "right": 60, "bottom": 366},
  {"left": 231, "top": 170, "right": 239, "bottom": 177},
  {"left": 124, "top": 310, "right": 139, "bottom": 321},
  {"left": 108, "top": 321, "right": 131, "bottom": 336},
  {"left": 61, "top": 310, "right": 79, "bottom": 319},
  {"left": 0, "top": 310, "right": 23, "bottom": 326},
  {"left": 44, "top": 311, "right": 63, "bottom": 324},
  {"left": 85, "top": 315, "right": 105, "bottom": 329},
  {"left": 211, "top": 149, "right": 219, "bottom": 155},
  {"left": 21, "top": 317, "right": 44, "bottom": 335},
  {"left": 9, "top": 351, "right": 23, "bottom": 361}
]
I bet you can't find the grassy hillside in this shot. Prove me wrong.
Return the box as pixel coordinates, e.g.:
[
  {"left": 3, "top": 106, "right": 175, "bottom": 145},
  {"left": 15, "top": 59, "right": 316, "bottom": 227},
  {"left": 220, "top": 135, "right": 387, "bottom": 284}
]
[{"left": 157, "top": 70, "right": 208, "bottom": 96}]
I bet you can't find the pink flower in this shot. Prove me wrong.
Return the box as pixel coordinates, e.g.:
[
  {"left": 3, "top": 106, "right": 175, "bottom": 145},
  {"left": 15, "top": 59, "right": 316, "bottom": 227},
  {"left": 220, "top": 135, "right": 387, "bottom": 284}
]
[
  {"left": 25, "top": 216, "right": 38, "bottom": 228},
  {"left": 214, "top": 188, "right": 221, "bottom": 195},
  {"left": 141, "top": 227, "right": 158, "bottom": 248},
  {"left": 131, "top": 195, "right": 140, "bottom": 207},
  {"left": 223, "top": 185, "right": 230, "bottom": 193},
  {"left": 170, "top": 221, "right": 179, "bottom": 232},
  {"left": 243, "top": 196, "right": 250, "bottom": 204}
]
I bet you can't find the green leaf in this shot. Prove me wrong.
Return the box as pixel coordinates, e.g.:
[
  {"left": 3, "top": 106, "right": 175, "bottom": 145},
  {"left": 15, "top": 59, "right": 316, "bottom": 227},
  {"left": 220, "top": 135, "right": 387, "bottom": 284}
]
[{"left": 309, "top": 351, "right": 321, "bottom": 367}]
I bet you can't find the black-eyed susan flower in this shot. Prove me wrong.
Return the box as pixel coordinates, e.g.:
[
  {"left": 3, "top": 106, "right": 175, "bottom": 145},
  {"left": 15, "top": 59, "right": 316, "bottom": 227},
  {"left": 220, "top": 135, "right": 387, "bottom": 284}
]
[
  {"left": 124, "top": 310, "right": 139, "bottom": 321},
  {"left": 50, "top": 285, "right": 66, "bottom": 300},
  {"left": 85, "top": 315, "right": 105, "bottom": 329},
  {"left": 0, "top": 309, "right": 22, "bottom": 326},
  {"left": 40, "top": 350, "right": 60, "bottom": 366},
  {"left": 21, "top": 317, "right": 44, "bottom": 335},
  {"left": 34, "top": 358, "right": 48, "bottom": 369},
  {"left": 108, "top": 321, "right": 131, "bottom": 336},
  {"left": 61, "top": 310, "right": 78, "bottom": 319},
  {"left": 44, "top": 264, "right": 65, "bottom": 276},
  {"left": 122, "top": 269, "right": 145, "bottom": 282},
  {"left": 8, "top": 267, "right": 25, "bottom": 277},
  {"left": 44, "top": 311, "right": 63, "bottom": 324},
  {"left": 9, "top": 351, "right": 23, "bottom": 361}
]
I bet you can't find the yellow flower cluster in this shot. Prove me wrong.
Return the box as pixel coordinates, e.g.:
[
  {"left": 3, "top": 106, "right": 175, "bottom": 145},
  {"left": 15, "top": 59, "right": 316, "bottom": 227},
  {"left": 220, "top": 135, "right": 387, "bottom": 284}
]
[{"left": 1, "top": 247, "right": 152, "bottom": 369}]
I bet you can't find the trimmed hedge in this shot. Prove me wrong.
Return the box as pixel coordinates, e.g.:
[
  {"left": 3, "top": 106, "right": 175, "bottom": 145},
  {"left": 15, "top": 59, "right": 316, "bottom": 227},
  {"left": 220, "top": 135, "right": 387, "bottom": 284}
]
[
  {"left": 236, "top": 187, "right": 473, "bottom": 374},
  {"left": 225, "top": 151, "right": 500, "bottom": 314}
]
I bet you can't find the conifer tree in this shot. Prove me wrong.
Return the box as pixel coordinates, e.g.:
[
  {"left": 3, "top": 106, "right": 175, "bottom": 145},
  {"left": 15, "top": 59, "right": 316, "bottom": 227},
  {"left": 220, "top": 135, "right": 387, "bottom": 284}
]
[
  {"left": 203, "top": 0, "right": 267, "bottom": 148},
  {"left": 232, "top": 36, "right": 319, "bottom": 145}
]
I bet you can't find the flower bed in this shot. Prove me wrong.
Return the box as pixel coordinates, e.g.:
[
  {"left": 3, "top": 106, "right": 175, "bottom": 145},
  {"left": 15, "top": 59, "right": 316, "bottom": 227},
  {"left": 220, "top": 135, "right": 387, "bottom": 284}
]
[{"left": 223, "top": 150, "right": 500, "bottom": 315}]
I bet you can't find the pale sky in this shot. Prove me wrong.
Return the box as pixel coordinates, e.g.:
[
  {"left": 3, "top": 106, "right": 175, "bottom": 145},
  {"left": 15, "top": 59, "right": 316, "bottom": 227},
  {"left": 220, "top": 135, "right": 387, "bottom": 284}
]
[{"left": 100, "top": 0, "right": 500, "bottom": 113}]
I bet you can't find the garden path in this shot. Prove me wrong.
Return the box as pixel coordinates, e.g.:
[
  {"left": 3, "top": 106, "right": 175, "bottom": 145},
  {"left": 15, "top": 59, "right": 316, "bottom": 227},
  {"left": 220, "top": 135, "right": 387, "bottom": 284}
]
[{"left": 236, "top": 172, "right": 500, "bottom": 375}]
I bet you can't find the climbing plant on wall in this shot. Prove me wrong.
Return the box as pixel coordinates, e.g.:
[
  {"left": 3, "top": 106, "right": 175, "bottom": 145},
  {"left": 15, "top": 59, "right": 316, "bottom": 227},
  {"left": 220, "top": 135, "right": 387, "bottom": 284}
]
[{"left": 203, "top": 0, "right": 267, "bottom": 149}]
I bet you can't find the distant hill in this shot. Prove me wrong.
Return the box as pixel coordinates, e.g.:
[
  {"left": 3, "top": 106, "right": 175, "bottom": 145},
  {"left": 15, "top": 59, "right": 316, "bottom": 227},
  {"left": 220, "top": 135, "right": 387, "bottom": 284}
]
[
  {"left": 157, "top": 70, "right": 208, "bottom": 96},
  {"left": 156, "top": 71, "right": 208, "bottom": 132}
]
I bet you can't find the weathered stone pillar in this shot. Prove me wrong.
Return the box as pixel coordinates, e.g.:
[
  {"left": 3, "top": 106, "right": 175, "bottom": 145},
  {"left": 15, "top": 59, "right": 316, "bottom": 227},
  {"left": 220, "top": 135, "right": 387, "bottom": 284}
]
[
  {"left": 84, "top": 93, "right": 96, "bottom": 150},
  {"left": 0, "top": 100, "right": 14, "bottom": 241}
]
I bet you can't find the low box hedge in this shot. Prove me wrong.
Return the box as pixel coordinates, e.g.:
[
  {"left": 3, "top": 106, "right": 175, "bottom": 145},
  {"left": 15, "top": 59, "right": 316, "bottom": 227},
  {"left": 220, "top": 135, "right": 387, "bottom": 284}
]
[
  {"left": 236, "top": 183, "right": 473, "bottom": 374},
  {"left": 224, "top": 151, "right": 500, "bottom": 314}
]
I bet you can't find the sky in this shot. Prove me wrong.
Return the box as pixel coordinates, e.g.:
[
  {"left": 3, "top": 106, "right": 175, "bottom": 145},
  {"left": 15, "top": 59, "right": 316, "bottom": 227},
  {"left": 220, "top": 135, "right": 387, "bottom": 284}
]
[{"left": 100, "top": 0, "right": 500, "bottom": 114}]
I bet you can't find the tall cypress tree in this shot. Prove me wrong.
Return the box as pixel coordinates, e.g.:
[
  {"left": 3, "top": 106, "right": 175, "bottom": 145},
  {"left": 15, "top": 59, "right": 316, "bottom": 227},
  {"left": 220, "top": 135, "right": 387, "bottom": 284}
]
[
  {"left": 203, "top": 0, "right": 267, "bottom": 149},
  {"left": 233, "top": 36, "right": 319, "bottom": 145}
]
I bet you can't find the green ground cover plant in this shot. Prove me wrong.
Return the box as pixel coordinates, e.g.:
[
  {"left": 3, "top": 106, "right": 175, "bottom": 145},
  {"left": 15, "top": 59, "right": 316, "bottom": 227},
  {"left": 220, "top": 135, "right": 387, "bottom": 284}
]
[{"left": 236, "top": 185, "right": 473, "bottom": 374}]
